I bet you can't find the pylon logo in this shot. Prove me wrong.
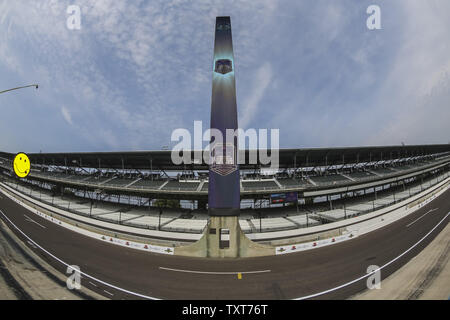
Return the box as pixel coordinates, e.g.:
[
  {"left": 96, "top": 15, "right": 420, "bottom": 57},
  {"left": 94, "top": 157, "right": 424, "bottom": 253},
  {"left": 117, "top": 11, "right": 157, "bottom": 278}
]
[
  {"left": 210, "top": 143, "right": 237, "bottom": 176},
  {"left": 216, "top": 23, "right": 231, "bottom": 31},
  {"left": 214, "top": 59, "right": 233, "bottom": 75}
]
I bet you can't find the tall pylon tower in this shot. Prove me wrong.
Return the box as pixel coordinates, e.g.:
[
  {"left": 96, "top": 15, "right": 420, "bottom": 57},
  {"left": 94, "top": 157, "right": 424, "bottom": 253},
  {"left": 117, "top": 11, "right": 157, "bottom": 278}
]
[{"left": 177, "top": 17, "right": 274, "bottom": 258}]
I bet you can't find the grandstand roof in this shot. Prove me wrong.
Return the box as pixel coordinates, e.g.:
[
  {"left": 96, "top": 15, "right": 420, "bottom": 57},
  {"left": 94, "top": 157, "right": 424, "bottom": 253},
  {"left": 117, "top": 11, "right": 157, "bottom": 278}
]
[{"left": 1, "top": 144, "right": 449, "bottom": 170}]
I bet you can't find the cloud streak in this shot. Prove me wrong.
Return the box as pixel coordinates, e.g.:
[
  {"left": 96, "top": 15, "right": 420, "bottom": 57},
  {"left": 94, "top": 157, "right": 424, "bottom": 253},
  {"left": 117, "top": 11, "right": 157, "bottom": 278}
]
[
  {"left": 61, "top": 106, "right": 73, "bottom": 125},
  {"left": 240, "top": 62, "right": 272, "bottom": 128}
]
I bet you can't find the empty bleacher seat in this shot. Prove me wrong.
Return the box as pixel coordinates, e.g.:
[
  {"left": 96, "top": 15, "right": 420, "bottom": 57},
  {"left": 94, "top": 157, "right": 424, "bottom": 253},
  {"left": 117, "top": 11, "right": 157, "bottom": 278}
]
[
  {"left": 163, "top": 181, "right": 200, "bottom": 191},
  {"left": 310, "top": 175, "right": 350, "bottom": 185},
  {"left": 242, "top": 180, "right": 279, "bottom": 190},
  {"left": 347, "top": 171, "right": 375, "bottom": 180},
  {"left": 277, "top": 178, "right": 311, "bottom": 187},
  {"left": 128, "top": 179, "right": 165, "bottom": 189},
  {"left": 104, "top": 178, "right": 135, "bottom": 186}
]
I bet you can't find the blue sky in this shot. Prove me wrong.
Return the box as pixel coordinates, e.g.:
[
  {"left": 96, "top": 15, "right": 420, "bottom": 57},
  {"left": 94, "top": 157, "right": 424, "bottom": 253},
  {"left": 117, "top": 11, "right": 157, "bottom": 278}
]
[{"left": 0, "top": 0, "right": 449, "bottom": 153}]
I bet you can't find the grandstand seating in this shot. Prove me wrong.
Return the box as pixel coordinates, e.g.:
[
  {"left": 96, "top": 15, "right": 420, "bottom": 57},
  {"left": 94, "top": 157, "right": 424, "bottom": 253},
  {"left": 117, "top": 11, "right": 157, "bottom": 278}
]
[
  {"left": 394, "top": 164, "right": 421, "bottom": 171},
  {"left": 345, "top": 202, "right": 380, "bottom": 212},
  {"left": 2, "top": 168, "right": 448, "bottom": 236},
  {"left": 238, "top": 219, "right": 255, "bottom": 232},
  {"left": 163, "top": 180, "right": 200, "bottom": 191},
  {"left": 370, "top": 168, "right": 396, "bottom": 175},
  {"left": 104, "top": 178, "right": 135, "bottom": 186},
  {"left": 129, "top": 179, "right": 165, "bottom": 189},
  {"left": 122, "top": 214, "right": 175, "bottom": 229},
  {"left": 242, "top": 180, "right": 279, "bottom": 190},
  {"left": 82, "top": 176, "right": 112, "bottom": 184},
  {"left": 277, "top": 178, "right": 311, "bottom": 188},
  {"left": 66, "top": 175, "right": 90, "bottom": 181},
  {"left": 316, "top": 208, "right": 360, "bottom": 222},
  {"left": 247, "top": 217, "right": 306, "bottom": 232},
  {"left": 285, "top": 214, "right": 320, "bottom": 227},
  {"left": 34, "top": 171, "right": 65, "bottom": 178},
  {"left": 347, "top": 171, "right": 375, "bottom": 180},
  {"left": 163, "top": 219, "right": 207, "bottom": 233},
  {"left": 310, "top": 174, "right": 350, "bottom": 185}
]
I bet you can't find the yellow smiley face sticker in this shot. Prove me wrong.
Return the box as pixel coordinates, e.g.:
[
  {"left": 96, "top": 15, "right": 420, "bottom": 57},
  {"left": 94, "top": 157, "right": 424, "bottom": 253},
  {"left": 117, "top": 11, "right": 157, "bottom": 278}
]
[{"left": 13, "top": 152, "right": 31, "bottom": 178}]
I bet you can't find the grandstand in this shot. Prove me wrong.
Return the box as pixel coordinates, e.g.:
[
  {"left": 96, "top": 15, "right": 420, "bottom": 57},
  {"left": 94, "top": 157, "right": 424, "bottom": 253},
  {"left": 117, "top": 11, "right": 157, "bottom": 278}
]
[{"left": 0, "top": 144, "right": 449, "bottom": 239}]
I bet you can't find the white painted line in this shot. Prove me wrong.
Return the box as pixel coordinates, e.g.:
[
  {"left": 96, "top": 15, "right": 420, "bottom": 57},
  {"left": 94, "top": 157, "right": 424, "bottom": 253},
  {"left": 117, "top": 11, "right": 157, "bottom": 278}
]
[
  {"left": 406, "top": 208, "right": 439, "bottom": 228},
  {"left": 104, "top": 290, "right": 114, "bottom": 296},
  {"left": 89, "top": 281, "right": 97, "bottom": 287},
  {"left": 0, "top": 209, "right": 159, "bottom": 300},
  {"left": 293, "top": 211, "right": 450, "bottom": 300},
  {"left": 159, "top": 266, "right": 271, "bottom": 275},
  {"left": 24, "top": 214, "right": 46, "bottom": 229}
]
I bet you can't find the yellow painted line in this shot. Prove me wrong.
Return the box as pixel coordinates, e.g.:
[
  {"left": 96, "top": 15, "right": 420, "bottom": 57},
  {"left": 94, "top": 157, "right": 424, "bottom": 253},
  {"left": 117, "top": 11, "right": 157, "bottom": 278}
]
[{"left": 237, "top": 273, "right": 242, "bottom": 280}]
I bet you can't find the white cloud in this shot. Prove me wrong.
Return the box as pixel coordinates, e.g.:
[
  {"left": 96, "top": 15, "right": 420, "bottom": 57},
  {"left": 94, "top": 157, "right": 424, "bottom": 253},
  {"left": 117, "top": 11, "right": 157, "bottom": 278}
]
[
  {"left": 61, "top": 106, "right": 73, "bottom": 125},
  {"left": 0, "top": 0, "right": 448, "bottom": 152},
  {"left": 366, "top": 0, "right": 450, "bottom": 145},
  {"left": 0, "top": 0, "right": 281, "bottom": 151},
  {"left": 240, "top": 62, "right": 272, "bottom": 128}
]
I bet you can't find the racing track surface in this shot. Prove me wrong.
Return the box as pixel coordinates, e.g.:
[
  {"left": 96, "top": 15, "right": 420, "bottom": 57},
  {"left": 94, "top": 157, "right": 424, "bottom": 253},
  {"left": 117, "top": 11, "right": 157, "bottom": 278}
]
[{"left": 0, "top": 187, "right": 448, "bottom": 300}]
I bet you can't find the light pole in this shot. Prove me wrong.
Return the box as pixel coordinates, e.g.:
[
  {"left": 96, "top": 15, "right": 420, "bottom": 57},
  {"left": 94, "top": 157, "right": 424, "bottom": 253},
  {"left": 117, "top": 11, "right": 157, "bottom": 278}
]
[{"left": 0, "top": 84, "right": 38, "bottom": 95}]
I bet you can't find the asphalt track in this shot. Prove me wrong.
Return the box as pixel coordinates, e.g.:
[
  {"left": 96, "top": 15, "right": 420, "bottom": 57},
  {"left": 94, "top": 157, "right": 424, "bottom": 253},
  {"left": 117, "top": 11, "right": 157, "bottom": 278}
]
[{"left": 0, "top": 187, "right": 448, "bottom": 300}]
